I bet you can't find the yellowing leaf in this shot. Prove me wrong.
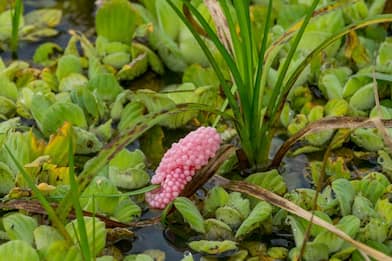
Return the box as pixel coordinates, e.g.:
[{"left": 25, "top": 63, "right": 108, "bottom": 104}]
[{"left": 44, "top": 122, "right": 75, "bottom": 166}]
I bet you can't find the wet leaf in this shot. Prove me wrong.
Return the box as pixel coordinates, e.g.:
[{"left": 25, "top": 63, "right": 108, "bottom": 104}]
[
  {"left": 313, "top": 215, "right": 360, "bottom": 253},
  {"left": 188, "top": 240, "right": 237, "bottom": 255},
  {"left": 332, "top": 178, "right": 355, "bottom": 216},
  {"left": 352, "top": 195, "right": 378, "bottom": 221},
  {"left": 174, "top": 197, "right": 205, "bottom": 233},
  {"left": 3, "top": 213, "right": 37, "bottom": 245},
  {"left": 235, "top": 201, "right": 272, "bottom": 238},
  {"left": 0, "top": 240, "right": 39, "bottom": 261},
  {"left": 66, "top": 217, "right": 106, "bottom": 256}
]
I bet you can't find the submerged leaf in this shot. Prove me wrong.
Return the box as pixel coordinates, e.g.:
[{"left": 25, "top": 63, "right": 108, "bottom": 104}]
[{"left": 188, "top": 240, "right": 237, "bottom": 255}]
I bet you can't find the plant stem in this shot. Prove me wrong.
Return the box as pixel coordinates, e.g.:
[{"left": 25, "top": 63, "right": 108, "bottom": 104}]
[{"left": 11, "top": 0, "right": 23, "bottom": 57}]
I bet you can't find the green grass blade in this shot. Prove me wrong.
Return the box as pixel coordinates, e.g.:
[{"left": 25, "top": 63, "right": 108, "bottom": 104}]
[
  {"left": 169, "top": 0, "right": 241, "bottom": 117},
  {"left": 68, "top": 128, "right": 92, "bottom": 260},
  {"left": 251, "top": 0, "right": 273, "bottom": 159},
  {"left": 267, "top": 0, "right": 320, "bottom": 119},
  {"left": 10, "top": 0, "right": 23, "bottom": 55},
  {"left": 4, "top": 145, "right": 72, "bottom": 243},
  {"left": 233, "top": 0, "right": 253, "bottom": 88}
]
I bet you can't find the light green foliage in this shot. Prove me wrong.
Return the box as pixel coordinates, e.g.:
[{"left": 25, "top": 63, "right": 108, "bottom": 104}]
[
  {"left": 0, "top": 240, "right": 40, "bottom": 261},
  {"left": 174, "top": 197, "right": 205, "bottom": 233},
  {"left": 108, "top": 149, "right": 150, "bottom": 189},
  {"left": 66, "top": 217, "right": 106, "bottom": 257},
  {"left": 203, "top": 186, "right": 229, "bottom": 216},
  {"left": 96, "top": 0, "right": 138, "bottom": 43},
  {"left": 188, "top": 240, "right": 238, "bottom": 255},
  {"left": 235, "top": 201, "right": 272, "bottom": 238},
  {"left": 3, "top": 213, "right": 37, "bottom": 245}
]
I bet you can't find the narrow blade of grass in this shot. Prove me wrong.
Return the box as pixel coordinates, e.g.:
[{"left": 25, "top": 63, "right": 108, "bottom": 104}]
[
  {"left": 68, "top": 127, "right": 92, "bottom": 260},
  {"left": 4, "top": 145, "right": 72, "bottom": 243}
]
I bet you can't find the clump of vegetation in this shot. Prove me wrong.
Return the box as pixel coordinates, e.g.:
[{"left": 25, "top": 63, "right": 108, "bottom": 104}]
[{"left": 0, "top": 0, "right": 391, "bottom": 260}]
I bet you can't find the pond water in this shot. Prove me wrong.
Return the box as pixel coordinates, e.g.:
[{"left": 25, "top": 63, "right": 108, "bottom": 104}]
[{"left": 0, "top": 1, "right": 312, "bottom": 259}]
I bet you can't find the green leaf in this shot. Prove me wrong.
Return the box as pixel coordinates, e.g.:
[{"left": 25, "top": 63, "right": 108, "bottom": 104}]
[
  {"left": 235, "top": 201, "right": 272, "bottom": 238},
  {"left": 34, "top": 225, "right": 64, "bottom": 250},
  {"left": 349, "top": 83, "right": 375, "bottom": 111},
  {"left": 0, "top": 162, "right": 15, "bottom": 194},
  {"left": 286, "top": 215, "right": 306, "bottom": 246},
  {"left": 88, "top": 73, "right": 123, "bottom": 103},
  {"left": 65, "top": 217, "right": 106, "bottom": 256},
  {"left": 40, "top": 102, "right": 87, "bottom": 136},
  {"left": 3, "top": 213, "right": 37, "bottom": 245},
  {"left": 203, "top": 186, "right": 229, "bottom": 216},
  {"left": 215, "top": 206, "right": 243, "bottom": 229},
  {"left": 55, "top": 55, "right": 82, "bottom": 81},
  {"left": 204, "top": 218, "right": 233, "bottom": 241},
  {"left": 0, "top": 240, "right": 39, "bottom": 261},
  {"left": 24, "top": 9, "right": 62, "bottom": 28},
  {"left": 245, "top": 169, "right": 287, "bottom": 196},
  {"left": 96, "top": 0, "right": 138, "bottom": 43},
  {"left": 314, "top": 215, "right": 360, "bottom": 253},
  {"left": 80, "top": 176, "right": 120, "bottom": 215},
  {"left": 112, "top": 197, "right": 141, "bottom": 223},
  {"left": 188, "top": 240, "right": 237, "bottom": 255},
  {"left": 332, "top": 178, "right": 355, "bottom": 216},
  {"left": 174, "top": 197, "right": 205, "bottom": 233},
  {"left": 44, "top": 241, "right": 83, "bottom": 261},
  {"left": 227, "top": 192, "right": 250, "bottom": 218}
]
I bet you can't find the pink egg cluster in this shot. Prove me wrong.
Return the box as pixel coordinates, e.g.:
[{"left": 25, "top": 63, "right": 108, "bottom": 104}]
[{"left": 146, "top": 127, "right": 221, "bottom": 209}]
